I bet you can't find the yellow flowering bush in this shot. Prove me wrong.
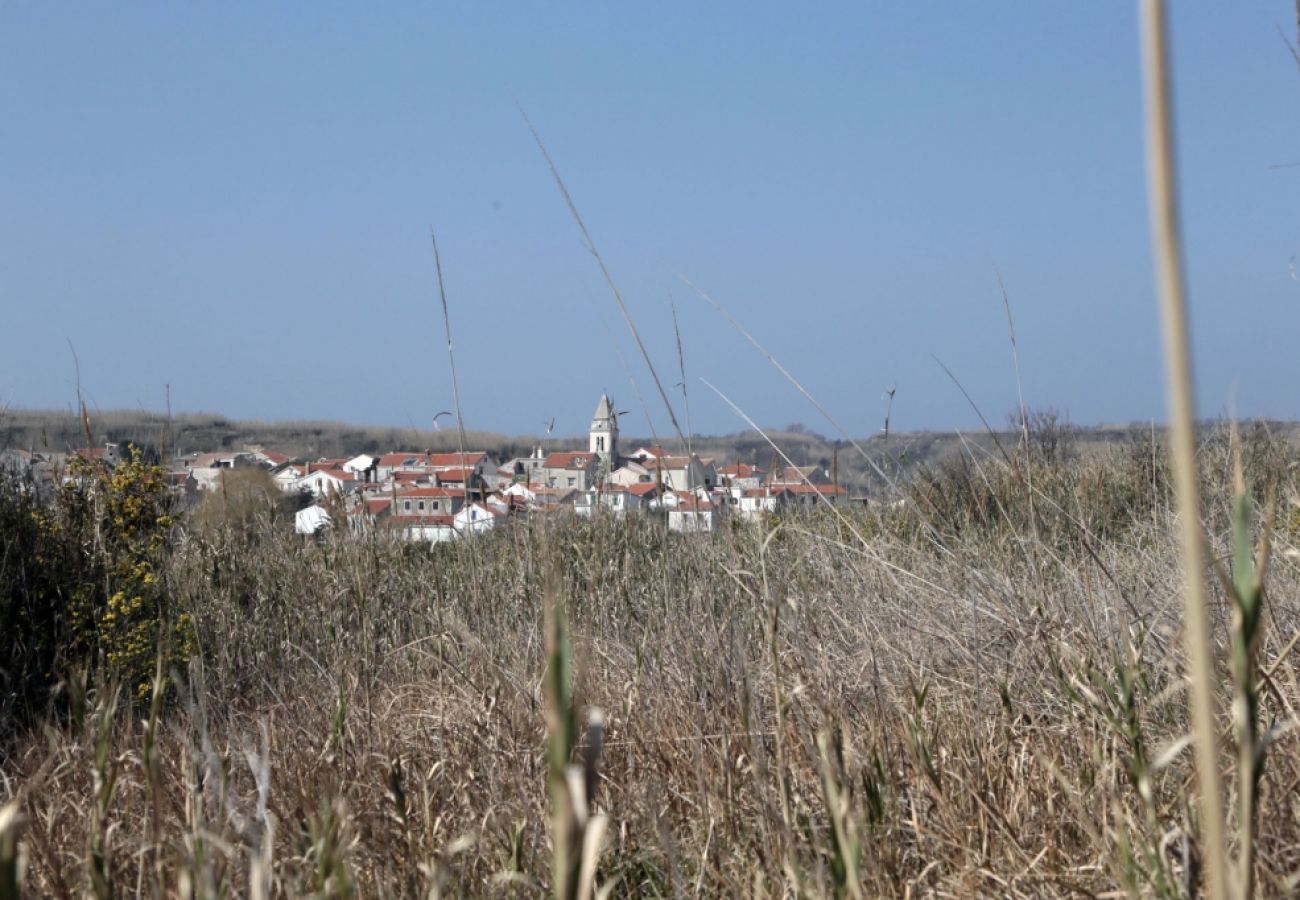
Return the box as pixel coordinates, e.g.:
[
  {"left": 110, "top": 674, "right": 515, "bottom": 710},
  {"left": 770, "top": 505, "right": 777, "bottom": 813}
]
[{"left": 5, "top": 446, "right": 196, "bottom": 707}]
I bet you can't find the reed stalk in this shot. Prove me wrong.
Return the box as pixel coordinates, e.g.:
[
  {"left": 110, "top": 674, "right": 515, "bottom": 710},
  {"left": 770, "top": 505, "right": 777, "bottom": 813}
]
[{"left": 1139, "top": 2, "right": 1228, "bottom": 898}]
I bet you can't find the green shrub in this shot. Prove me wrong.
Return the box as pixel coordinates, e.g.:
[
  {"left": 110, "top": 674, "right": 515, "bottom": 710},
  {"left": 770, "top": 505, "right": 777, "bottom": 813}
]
[{"left": 0, "top": 447, "right": 193, "bottom": 724}]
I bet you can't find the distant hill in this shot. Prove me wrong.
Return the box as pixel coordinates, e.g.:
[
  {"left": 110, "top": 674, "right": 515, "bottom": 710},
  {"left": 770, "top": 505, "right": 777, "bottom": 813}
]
[{"left": 5, "top": 406, "right": 1295, "bottom": 493}]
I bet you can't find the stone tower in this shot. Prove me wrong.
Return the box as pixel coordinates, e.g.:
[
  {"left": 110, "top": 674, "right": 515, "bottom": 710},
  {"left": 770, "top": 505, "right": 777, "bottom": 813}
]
[{"left": 589, "top": 393, "right": 619, "bottom": 466}]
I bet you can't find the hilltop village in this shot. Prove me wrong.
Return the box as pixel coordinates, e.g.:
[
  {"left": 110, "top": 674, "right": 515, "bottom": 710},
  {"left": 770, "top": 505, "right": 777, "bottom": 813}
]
[
  {"left": 218, "top": 394, "right": 852, "bottom": 539},
  {"left": 262, "top": 395, "right": 852, "bottom": 539},
  {"left": 2, "top": 395, "right": 854, "bottom": 540}
]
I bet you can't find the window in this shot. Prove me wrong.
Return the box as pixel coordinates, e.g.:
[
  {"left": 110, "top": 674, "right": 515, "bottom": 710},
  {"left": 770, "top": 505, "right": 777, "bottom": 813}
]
[
  {"left": 403, "top": 500, "right": 411, "bottom": 512},
  {"left": 596, "top": 436, "right": 605, "bottom": 452},
  {"left": 567, "top": 477, "right": 576, "bottom": 487},
  {"left": 432, "top": 501, "right": 440, "bottom": 510},
  {"left": 418, "top": 500, "right": 425, "bottom": 511}
]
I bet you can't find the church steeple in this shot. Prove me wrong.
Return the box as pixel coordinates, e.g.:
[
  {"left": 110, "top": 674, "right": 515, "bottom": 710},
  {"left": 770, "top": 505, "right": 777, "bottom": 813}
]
[{"left": 589, "top": 393, "right": 619, "bottom": 466}]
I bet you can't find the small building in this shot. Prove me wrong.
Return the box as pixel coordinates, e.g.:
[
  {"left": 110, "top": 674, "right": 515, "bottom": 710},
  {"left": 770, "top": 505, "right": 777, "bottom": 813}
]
[
  {"left": 771, "top": 483, "right": 848, "bottom": 509},
  {"left": 393, "top": 485, "right": 464, "bottom": 518},
  {"left": 376, "top": 452, "right": 433, "bottom": 482},
  {"left": 719, "top": 462, "right": 765, "bottom": 490},
  {"left": 766, "top": 465, "right": 829, "bottom": 487},
  {"left": 394, "top": 514, "right": 457, "bottom": 543},
  {"left": 454, "top": 502, "right": 504, "bottom": 535},
  {"left": 654, "top": 454, "right": 718, "bottom": 493},
  {"left": 667, "top": 494, "right": 719, "bottom": 533},
  {"left": 542, "top": 451, "right": 599, "bottom": 492},
  {"left": 608, "top": 459, "right": 655, "bottom": 487},
  {"left": 298, "top": 467, "right": 356, "bottom": 500},
  {"left": 343, "top": 454, "right": 379, "bottom": 483},
  {"left": 735, "top": 487, "right": 786, "bottom": 521},
  {"left": 574, "top": 484, "right": 646, "bottom": 517}
]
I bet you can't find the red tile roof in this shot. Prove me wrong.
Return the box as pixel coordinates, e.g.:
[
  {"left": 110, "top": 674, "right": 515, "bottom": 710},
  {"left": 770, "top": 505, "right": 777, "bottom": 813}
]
[
  {"left": 378, "top": 452, "right": 430, "bottom": 468},
  {"left": 767, "top": 465, "right": 822, "bottom": 484},
  {"left": 426, "top": 452, "right": 486, "bottom": 469},
  {"left": 294, "top": 461, "right": 353, "bottom": 478},
  {"left": 544, "top": 452, "right": 594, "bottom": 470},
  {"left": 303, "top": 467, "right": 353, "bottom": 482},
  {"left": 379, "top": 451, "right": 487, "bottom": 469}
]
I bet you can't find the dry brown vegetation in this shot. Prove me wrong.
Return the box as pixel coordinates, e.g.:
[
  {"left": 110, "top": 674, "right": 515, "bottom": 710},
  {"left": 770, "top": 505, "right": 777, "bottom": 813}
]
[
  {"left": 3, "top": 427, "right": 1300, "bottom": 897},
  {"left": 3, "top": 5, "right": 1295, "bottom": 895}
]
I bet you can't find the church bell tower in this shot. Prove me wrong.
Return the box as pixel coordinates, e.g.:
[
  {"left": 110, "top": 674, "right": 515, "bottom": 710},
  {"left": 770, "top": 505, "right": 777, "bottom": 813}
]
[{"left": 589, "top": 393, "right": 619, "bottom": 466}]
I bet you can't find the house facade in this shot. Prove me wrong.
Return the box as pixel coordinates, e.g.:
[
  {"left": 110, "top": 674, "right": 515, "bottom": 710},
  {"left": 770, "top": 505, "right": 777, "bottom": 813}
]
[{"left": 542, "top": 451, "right": 599, "bottom": 492}]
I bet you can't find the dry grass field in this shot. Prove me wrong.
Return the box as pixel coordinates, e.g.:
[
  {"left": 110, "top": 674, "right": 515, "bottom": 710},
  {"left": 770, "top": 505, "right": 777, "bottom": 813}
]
[
  {"left": 3, "top": 425, "right": 1300, "bottom": 897},
  {"left": 3, "top": 4, "right": 1294, "bottom": 896}
]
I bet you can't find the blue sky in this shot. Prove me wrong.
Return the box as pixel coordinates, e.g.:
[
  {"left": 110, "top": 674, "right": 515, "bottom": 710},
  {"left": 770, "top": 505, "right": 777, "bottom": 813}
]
[{"left": 2, "top": 3, "right": 1298, "bottom": 438}]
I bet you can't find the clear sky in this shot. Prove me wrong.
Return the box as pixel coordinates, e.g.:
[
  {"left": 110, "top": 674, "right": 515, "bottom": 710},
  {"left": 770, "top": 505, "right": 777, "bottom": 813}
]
[{"left": 2, "top": 3, "right": 1298, "bottom": 439}]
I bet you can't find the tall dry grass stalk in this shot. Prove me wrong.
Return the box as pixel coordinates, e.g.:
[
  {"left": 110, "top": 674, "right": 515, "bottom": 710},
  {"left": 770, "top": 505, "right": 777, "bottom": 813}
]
[
  {"left": 0, "top": 800, "right": 23, "bottom": 900},
  {"left": 543, "top": 580, "right": 607, "bottom": 900},
  {"left": 1140, "top": 1, "right": 1227, "bottom": 897},
  {"left": 521, "top": 109, "right": 688, "bottom": 452},
  {"left": 430, "top": 229, "right": 472, "bottom": 519}
]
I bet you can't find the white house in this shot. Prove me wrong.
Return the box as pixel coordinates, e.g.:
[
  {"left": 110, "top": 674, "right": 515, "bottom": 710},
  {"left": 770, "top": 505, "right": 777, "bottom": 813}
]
[
  {"left": 574, "top": 484, "right": 645, "bottom": 517},
  {"left": 343, "top": 454, "right": 378, "bottom": 482},
  {"left": 299, "top": 468, "right": 356, "bottom": 500},
  {"left": 454, "top": 502, "right": 503, "bottom": 535},
  {"left": 654, "top": 454, "right": 718, "bottom": 493},
  {"left": 735, "top": 487, "right": 785, "bottom": 521},
  {"left": 667, "top": 494, "right": 720, "bottom": 533},
  {"left": 271, "top": 463, "right": 304, "bottom": 494},
  {"left": 719, "top": 463, "right": 765, "bottom": 490},
  {"left": 608, "top": 459, "right": 655, "bottom": 487},
  {"left": 185, "top": 450, "right": 259, "bottom": 491},
  {"left": 395, "top": 515, "right": 457, "bottom": 543}
]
